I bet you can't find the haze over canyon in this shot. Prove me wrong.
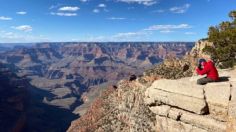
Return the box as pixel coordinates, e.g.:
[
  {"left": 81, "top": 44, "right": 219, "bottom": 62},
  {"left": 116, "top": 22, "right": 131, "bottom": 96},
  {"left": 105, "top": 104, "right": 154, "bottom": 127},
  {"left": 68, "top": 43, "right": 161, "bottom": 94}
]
[{"left": 0, "top": 42, "right": 193, "bottom": 131}]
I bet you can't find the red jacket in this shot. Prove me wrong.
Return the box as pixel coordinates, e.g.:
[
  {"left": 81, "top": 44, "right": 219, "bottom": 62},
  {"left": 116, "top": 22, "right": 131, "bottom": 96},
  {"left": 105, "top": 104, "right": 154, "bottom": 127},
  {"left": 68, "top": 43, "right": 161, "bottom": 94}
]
[{"left": 196, "top": 60, "right": 219, "bottom": 81}]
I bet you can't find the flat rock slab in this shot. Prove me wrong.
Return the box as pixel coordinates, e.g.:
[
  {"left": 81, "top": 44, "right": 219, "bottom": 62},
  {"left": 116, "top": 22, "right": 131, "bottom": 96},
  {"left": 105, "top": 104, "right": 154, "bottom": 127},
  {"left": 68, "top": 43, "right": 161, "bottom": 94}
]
[
  {"left": 204, "top": 82, "right": 231, "bottom": 121},
  {"left": 230, "top": 82, "right": 236, "bottom": 102},
  {"left": 204, "top": 82, "right": 231, "bottom": 106},
  {"left": 226, "top": 117, "right": 236, "bottom": 132},
  {"left": 146, "top": 78, "right": 207, "bottom": 114},
  {"left": 149, "top": 105, "right": 170, "bottom": 116},
  {"left": 152, "top": 106, "right": 226, "bottom": 132},
  {"left": 179, "top": 109, "right": 227, "bottom": 131},
  {"left": 150, "top": 78, "right": 205, "bottom": 99},
  {"left": 148, "top": 89, "right": 207, "bottom": 114},
  {"left": 228, "top": 82, "right": 236, "bottom": 121},
  {"left": 156, "top": 115, "right": 208, "bottom": 132}
]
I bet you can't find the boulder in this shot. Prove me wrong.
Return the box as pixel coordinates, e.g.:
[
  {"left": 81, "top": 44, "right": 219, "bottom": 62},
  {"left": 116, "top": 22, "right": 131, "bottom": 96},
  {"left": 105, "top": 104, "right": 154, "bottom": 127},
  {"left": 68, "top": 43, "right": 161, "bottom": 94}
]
[
  {"left": 179, "top": 109, "right": 226, "bottom": 131},
  {"left": 146, "top": 78, "right": 207, "bottom": 114},
  {"left": 150, "top": 78, "right": 205, "bottom": 98},
  {"left": 204, "top": 82, "right": 231, "bottom": 121},
  {"left": 144, "top": 69, "right": 236, "bottom": 132},
  {"left": 156, "top": 115, "right": 208, "bottom": 132},
  {"left": 155, "top": 107, "right": 227, "bottom": 131}
]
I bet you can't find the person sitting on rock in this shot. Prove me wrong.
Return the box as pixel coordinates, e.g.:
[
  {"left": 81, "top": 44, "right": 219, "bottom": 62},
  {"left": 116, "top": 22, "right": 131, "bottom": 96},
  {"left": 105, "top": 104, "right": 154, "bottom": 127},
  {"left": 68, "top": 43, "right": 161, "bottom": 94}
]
[{"left": 196, "top": 57, "right": 219, "bottom": 85}]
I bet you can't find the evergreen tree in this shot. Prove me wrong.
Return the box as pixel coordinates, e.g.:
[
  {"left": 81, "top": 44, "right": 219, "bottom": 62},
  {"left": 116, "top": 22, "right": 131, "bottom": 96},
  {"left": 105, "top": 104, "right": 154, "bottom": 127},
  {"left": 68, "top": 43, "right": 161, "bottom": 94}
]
[{"left": 203, "top": 10, "right": 236, "bottom": 69}]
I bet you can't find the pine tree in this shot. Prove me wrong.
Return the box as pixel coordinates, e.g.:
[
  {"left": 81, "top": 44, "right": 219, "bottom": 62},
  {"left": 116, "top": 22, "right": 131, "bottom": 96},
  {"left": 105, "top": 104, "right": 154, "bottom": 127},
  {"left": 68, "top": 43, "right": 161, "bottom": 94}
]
[{"left": 203, "top": 10, "right": 236, "bottom": 69}]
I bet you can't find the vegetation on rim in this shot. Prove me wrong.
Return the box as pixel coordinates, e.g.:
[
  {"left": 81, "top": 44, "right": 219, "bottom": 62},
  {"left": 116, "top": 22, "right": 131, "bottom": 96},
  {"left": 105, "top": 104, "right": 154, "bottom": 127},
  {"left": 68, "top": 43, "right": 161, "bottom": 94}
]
[{"left": 204, "top": 10, "right": 236, "bottom": 69}]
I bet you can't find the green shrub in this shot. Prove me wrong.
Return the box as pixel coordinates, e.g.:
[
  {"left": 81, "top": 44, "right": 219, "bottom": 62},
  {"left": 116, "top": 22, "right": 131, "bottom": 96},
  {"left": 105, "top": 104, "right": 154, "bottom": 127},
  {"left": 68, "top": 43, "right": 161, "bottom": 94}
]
[{"left": 203, "top": 10, "right": 236, "bottom": 68}]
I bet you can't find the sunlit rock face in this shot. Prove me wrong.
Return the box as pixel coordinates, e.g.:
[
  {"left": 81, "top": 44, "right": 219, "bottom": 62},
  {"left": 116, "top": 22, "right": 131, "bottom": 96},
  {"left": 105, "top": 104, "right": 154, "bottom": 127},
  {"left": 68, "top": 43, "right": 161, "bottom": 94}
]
[
  {"left": 0, "top": 42, "right": 193, "bottom": 131},
  {"left": 68, "top": 67, "right": 236, "bottom": 132},
  {"left": 0, "top": 42, "right": 193, "bottom": 112},
  {"left": 67, "top": 41, "right": 236, "bottom": 132},
  {"left": 145, "top": 69, "right": 236, "bottom": 132}
]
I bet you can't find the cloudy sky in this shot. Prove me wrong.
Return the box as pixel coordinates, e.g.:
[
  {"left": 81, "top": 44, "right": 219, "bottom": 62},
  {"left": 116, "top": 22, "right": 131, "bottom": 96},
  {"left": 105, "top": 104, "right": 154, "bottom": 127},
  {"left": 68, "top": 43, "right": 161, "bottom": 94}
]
[{"left": 0, "top": 0, "right": 235, "bottom": 42}]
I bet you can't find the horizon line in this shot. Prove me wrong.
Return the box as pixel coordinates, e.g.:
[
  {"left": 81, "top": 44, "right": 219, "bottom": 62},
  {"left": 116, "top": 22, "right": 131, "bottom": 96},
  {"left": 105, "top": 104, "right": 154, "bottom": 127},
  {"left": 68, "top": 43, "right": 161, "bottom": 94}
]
[{"left": 0, "top": 41, "right": 196, "bottom": 44}]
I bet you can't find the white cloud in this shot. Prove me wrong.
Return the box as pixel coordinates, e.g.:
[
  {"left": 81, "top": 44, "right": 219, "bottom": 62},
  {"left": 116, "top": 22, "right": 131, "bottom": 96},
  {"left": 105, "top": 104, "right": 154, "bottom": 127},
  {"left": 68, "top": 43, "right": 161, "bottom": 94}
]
[
  {"left": 0, "top": 16, "right": 12, "bottom": 20},
  {"left": 117, "top": 0, "right": 157, "bottom": 6},
  {"left": 113, "top": 32, "right": 144, "bottom": 37},
  {"left": 16, "top": 11, "right": 27, "bottom": 15},
  {"left": 112, "top": 31, "right": 152, "bottom": 40},
  {"left": 51, "top": 6, "right": 79, "bottom": 16},
  {"left": 160, "top": 30, "right": 174, "bottom": 33},
  {"left": 51, "top": 12, "right": 77, "bottom": 16},
  {"left": 93, "top": 9, "right": 100, "bottom": 13},
  {"left": 145, "top": 24, "right": 191, "bottom": 31},
  {"left": 58, "top": 6, "right": 80, "bottom": 11},
  {"left": 76, "top": 31, "right": 152, "bottom": 42},
  {"left": 12, "top": 25, "right": 33, "bottom": 32},
  {"left": 107, "top": 17, "right": 126, "bottom": 20},
  {"left": 159, "top": 30, "right": 173, "bottom": 33},
  {"left": 170, "top": 4, "right": 190, "bottom": 14},
  {"left": 98, "top": 3, "right": 106, "bottom": 8},
  {"left": 0, "top": 32, "right": 49, "bottom": 42}
]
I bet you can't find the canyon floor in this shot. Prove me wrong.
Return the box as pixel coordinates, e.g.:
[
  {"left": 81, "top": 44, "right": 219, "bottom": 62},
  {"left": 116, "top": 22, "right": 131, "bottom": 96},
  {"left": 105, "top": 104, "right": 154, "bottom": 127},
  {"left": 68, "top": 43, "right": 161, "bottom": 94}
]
[{"left": 0, "top": 42, "right": 193, "bottom": 131}]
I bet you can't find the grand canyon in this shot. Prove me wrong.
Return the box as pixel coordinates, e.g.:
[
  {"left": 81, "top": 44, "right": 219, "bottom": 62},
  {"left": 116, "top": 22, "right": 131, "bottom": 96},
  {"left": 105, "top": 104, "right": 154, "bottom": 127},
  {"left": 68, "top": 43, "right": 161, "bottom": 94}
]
[
  {"left": 0, "top": 42, "right": 194, "bottom": 131},
  {"left": 1, "top": 0, "right": 236, "bottom": 131}
]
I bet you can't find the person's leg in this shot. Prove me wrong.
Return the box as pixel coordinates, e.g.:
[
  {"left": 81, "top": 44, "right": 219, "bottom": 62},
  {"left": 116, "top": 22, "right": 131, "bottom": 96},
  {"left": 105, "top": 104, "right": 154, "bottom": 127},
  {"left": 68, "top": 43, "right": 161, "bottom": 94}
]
[{"left": 197, "top": 77, "right": 214, "bottom": 85}]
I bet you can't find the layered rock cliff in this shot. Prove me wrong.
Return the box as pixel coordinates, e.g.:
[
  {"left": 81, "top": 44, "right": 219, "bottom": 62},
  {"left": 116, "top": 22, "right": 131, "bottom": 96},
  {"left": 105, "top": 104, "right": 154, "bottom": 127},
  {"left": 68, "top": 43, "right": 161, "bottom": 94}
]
[
  {"left": 0, "top": 42, "right": 193, "bottom": 114},
  {"left": 0, "top": 62, "right": 79, "bottom": 132},
  {"left": 0, "top": 42, "right": 193, "bottom": 131},
  {"left": 68, "top": 66, "right": 236, "bottom": 132},
  {"left": 0, "top": 63, "right": 28, "bottom": 132},
  {"left": 145, "top": 69, "right": 236, "bottom": 132},
  {"left": 190, "top": 40, "right": 213, "bottom": 58},
  {"left": 68, "top": 41, "right": 236, "bottom": 132},
  {"left": 67, "top": 79, "right": 157, "bottom": 132}
]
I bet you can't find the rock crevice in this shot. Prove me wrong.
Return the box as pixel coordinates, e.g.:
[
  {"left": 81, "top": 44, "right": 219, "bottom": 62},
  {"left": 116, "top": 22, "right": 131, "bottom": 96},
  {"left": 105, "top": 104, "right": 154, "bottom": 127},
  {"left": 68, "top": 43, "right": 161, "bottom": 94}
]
[{"left": 145, "top": 71, "right": 236, "bottom": 132}]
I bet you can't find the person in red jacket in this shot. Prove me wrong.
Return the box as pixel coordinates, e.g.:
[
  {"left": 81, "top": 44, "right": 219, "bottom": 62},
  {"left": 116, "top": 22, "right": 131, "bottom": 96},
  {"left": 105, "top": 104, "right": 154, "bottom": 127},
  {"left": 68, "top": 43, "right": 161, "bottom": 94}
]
[{"left": 196, "top": 58, "right": 219, "bottom": 85}]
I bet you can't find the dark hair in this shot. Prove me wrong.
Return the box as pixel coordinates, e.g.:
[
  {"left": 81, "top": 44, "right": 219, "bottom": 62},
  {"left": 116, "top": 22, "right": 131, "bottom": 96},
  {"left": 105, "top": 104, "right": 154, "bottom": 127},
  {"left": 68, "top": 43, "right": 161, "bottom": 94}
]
[
  {"left": 198, "top": 58, "right": 206, "bottom": 70},
  {"left": 199, "top": 58, "right": 206, "bottom": 64}
]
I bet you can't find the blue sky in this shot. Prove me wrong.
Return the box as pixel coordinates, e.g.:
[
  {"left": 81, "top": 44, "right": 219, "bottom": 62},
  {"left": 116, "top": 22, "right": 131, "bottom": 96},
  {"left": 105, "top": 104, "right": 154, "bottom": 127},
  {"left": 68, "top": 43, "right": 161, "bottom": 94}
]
[{"left": 0, "top": 0, "right": 235, "bottom": 42}]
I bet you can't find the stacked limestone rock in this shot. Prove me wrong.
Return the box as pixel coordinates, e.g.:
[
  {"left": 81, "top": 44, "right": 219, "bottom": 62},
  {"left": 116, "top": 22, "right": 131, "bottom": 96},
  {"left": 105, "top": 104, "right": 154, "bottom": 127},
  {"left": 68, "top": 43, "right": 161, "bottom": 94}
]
[
  {"left": 144, "top": 40, "right": 212, "bottom": 80},
  {"left": 144, "top": 57, "right": 194, "bottom": 79},
  {"left": 190, "top": 40, "right": 213, "bottom": 57},
  {"left": 144, "top": 69, "right": 236, "bottom": 132}
]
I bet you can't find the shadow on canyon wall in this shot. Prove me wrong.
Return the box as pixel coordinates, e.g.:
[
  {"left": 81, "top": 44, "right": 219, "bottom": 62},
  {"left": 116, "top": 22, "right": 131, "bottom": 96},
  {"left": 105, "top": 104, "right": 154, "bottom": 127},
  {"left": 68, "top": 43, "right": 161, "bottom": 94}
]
[{"left": 0, "top": 67, "right": 79, "bottom": 132}]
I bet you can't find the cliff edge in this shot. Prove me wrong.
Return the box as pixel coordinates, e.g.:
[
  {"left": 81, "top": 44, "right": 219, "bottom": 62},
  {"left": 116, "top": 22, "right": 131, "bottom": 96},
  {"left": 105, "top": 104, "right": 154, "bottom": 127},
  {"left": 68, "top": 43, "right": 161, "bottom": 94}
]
[
  {"left": 67, "top": 41, "right": 236, "bottom": 132},
  {"left": 67, "top": 68, "right": 236, "bottom": 132},
  {"left": 145, "top": 69, "right": 236, "bottom": 132}
]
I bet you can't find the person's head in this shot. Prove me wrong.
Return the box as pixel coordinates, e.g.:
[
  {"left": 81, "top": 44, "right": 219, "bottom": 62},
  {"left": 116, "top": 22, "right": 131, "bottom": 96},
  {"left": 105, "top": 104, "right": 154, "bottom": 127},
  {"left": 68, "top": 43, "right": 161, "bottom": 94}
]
[{"left": 199, "top": 58, "right": 206, "bottom": 66}]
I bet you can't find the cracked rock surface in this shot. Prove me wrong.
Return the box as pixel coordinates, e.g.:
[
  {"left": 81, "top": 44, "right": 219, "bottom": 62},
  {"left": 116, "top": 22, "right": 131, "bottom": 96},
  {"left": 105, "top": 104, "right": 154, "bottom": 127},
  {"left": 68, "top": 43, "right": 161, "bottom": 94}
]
[{"left": 145, "top": 69, "right": 236, "bottom": 132}]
